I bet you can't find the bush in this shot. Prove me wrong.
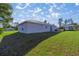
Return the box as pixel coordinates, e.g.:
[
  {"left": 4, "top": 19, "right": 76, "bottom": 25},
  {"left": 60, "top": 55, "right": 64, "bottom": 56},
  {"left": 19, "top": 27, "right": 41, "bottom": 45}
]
[{"left": 0, "top": 28, "right": 3, "bottom": 34}]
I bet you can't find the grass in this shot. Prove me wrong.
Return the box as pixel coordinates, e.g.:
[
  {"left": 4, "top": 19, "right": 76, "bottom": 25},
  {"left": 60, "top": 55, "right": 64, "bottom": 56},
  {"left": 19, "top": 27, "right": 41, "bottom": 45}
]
[
  {"left": 1, "top": 31, "right": 79, "bottom": 56},
  {"left": 0, "top": 32, "right": 57, "bottom": 56},
  {"left": 26, "top": 31, "right": 79, "bottom": 56},
  {"left": 0, "top": 31, "right": 17, "bottom": 40}
]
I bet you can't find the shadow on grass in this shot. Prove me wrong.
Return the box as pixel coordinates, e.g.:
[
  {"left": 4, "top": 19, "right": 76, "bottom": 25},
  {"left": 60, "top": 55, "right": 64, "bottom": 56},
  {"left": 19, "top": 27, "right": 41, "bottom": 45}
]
[{"left": 0, "top": 32, "right": 60, "bottom": 56}]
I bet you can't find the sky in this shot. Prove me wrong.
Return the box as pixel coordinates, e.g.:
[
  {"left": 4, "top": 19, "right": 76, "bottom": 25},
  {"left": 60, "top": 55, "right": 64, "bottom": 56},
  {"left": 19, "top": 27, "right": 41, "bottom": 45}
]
[{"left": 11, "top": 3, "right": 79, "bottom": 26}]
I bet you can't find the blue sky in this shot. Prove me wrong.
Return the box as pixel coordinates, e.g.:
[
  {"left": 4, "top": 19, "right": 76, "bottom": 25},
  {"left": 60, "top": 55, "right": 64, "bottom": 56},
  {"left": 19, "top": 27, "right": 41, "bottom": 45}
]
[{"left": 11, "top": 3, "right": 79, "bottom": 26}]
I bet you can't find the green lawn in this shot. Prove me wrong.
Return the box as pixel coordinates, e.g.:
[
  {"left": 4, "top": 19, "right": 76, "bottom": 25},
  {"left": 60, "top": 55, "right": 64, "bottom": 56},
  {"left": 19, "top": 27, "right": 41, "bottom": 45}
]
[
  {"left": 26, "top": 31, "right": 79, "bottom": 56},
  {"left": 0, "top": 31, "right": 17, "bottom": 40},
  {"left": 0, "top": 31, "right": 79, "bottom": 56},
  {"left": 0, "top": 32, "right": 57, "bottom": 55}
]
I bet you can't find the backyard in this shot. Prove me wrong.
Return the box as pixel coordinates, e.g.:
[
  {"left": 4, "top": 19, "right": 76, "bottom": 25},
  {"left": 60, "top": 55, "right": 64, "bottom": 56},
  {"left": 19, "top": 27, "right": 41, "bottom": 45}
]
[
  {"left": 0, "top": 31, "right": 17, "bottom": 41},
  {"left": 26, "top": 31, "right": 79, "bottom": 56},
  {"left": 0, "top": 31, "right": 79, "bottom": 56}
]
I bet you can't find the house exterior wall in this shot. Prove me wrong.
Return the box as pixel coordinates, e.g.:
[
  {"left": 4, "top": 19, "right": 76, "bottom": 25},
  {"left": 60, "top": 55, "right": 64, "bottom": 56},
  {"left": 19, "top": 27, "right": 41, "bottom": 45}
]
[
  {"left": 64, "top": 25, "right": 75, "bottom": 30},
  {"left": 18, "top": 23, "right": 28, "bottom": 33},
  {"left": 64, "top": 26, "right": 70, "bottom": 30},
  {"left": 26, "top": 22, "right": 51, "bottom": 33},
  {"left": 18, "top": 22, "right": 57, "bottom": 33},
  {"left": 51, "top": 25, "right": 57, "bottom": 32}
]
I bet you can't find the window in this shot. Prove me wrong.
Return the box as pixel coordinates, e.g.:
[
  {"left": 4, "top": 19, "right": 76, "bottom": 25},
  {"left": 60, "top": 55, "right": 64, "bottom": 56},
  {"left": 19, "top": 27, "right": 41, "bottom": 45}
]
[
  {"left": 55, "top": 29, "right": 57, "bottom": 31},
  {"left": 22, "top": 27, "right": 24, "bottom": 31}
]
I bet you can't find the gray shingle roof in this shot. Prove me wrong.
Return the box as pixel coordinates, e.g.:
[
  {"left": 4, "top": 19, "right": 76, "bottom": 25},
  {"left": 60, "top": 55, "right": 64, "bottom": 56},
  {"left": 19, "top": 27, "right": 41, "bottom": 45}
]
[{"left": 19, "top": 20, "right": 51, "bottom": 25}]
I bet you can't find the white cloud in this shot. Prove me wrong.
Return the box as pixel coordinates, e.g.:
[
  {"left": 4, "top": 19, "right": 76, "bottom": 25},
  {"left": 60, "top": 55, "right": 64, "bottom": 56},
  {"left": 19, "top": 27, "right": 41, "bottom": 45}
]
[
  {"left": 56, "top": 4, "right": 66, "bottom": 10},
  {"left": 28, "top": 9, "right": 34, "bottom": 13},
  {"left": 53, "top": 3, "right": 57, "bottom": 8},
  {"left": 60, "top": 4, "right": 66, "bottom": 8},
  {"left": 64, "top": 11, "right": 70, "bottom": 15},
  {"left": 16, "top": 3, "right": 30, "bottom": 9},
  {"left": 12, "top": 12, "right": 16, "bottom": 17},
  {"left": 31, "top": 8, "right": 42, "bottom": 17},
  {"left": 64, "top": 10, "right": 73, "bottom": 15},
  {"left": 18, "top": 14, "right": 24, "bottom": 17},
  {"left": 56, "top": 7, "right": 61, "bottom": 10},
  {"left": 40, "top": 12, "right": 44, "bottom": 15},
  {"left": 49, "top": 3, "right": 65, "bottom": 12},
  {"left": 69, "top": 10, "right": 73, "bottom": 13},
  {"left": 32, "top": 11, "right": 36, "bottom": 17},
  {"left": 49, "top": 6, "right": 53, "bottom": 12},
  {"left": 34, "top": 8, "right": 42, "bottom": 13},
  {"left": 54, "top": 4, "right": 66, "bottom": 10},
  {"left": 75, "top": 3, "right": 79, "bottom": 6},
  {"left": 77, "top": 10, "right": 79, "bottom": 12},
  {"left": 46, "top": 15, "right": 51, "bottom": 18},
  {"left": 51, "top": 13, "right": 61, "bottom": 17}
]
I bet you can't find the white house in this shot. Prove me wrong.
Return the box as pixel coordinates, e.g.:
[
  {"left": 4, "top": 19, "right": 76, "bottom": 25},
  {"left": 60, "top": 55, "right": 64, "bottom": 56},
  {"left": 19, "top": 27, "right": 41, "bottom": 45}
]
[
  {"left": 64, "top": 25, "right": 76, "bottom": 30},
  {"left": 18, "top": 20, "right": 58, "bottom": 34}
]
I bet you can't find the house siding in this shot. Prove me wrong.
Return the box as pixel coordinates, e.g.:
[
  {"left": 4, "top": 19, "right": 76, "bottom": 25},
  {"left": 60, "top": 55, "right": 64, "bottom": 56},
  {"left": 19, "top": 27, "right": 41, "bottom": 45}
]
[
  {"left": 18, "top": 23, "right": 28, "bottom": 33},
  {"left": 18, "top": 22, "right": 57, "bottom": 34},
  {"left": 64, "top": 25, "right": 75, "bottom": 30},
  {"left": 26, "top": 22, "right": 50, "bottom": 33},
  {"left": 51, "top": 25, "right": 57, "bottom": 32}
]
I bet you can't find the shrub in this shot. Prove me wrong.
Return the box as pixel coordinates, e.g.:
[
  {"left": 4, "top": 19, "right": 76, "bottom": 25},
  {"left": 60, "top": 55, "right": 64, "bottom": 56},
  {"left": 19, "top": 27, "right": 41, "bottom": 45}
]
[{"left": 0, "top": 28, "right": 3, "bottom": 34}]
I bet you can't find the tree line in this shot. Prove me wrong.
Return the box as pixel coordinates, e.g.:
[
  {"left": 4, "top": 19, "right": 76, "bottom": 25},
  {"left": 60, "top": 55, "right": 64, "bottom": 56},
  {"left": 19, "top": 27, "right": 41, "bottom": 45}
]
[{"left": 58, "top": 18, "right": 78, "bottom": 30}]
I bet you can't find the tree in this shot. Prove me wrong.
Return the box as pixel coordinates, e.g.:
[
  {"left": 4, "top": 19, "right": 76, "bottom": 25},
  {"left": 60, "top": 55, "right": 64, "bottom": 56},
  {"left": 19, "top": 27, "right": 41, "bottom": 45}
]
[
  {"left": 0, "top": 17, "right": 3, "bottom": 34},
  {"left": 64, "top": 18, "right": 74, "bottom": 25},
  {"left": 70, "top": 18, "right": 74, "bottom": 24},
  {"left": 0, "top": 3, "right": 13, "bottom": 30},
  {"left": 67, "top": 18, "right": 74, "bottom": 25},
  {"left": 44, "top": 20, "right": 47, "bottom": 23},
  {"left": 64, "top": 19, "right": 67, "bottom": 25},
  {"left": 58, "top": 18, "right": 63, "bottom": 27},
  {"left": 11, "top": 22, "right": 19, "bottom": 30},
  {"left": 73, "top": 23, "right": 79, "bottom": 30}
]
